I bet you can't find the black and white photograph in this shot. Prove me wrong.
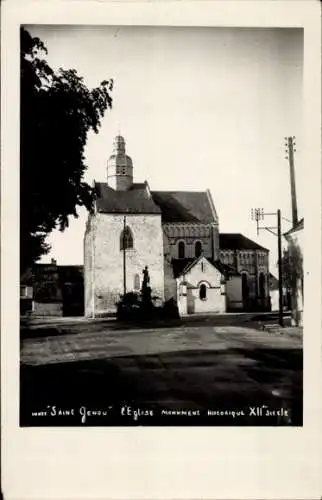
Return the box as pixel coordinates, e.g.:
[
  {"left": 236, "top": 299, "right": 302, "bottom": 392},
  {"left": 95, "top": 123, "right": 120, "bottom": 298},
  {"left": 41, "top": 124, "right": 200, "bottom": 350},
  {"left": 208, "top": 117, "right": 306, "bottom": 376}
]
[
  {"left": 2, "top": 1, "right": 322, "bottom": 499},
  {"left": 19, "top": 24, "right": 305, "bottom": 427}
]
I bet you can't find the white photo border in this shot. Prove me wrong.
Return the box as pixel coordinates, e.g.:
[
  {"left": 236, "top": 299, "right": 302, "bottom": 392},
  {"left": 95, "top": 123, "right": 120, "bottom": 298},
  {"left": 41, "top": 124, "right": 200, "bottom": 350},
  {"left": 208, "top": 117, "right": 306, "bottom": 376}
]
[{"left": 1, "top": 1, "right": 321, "bottom": 499}]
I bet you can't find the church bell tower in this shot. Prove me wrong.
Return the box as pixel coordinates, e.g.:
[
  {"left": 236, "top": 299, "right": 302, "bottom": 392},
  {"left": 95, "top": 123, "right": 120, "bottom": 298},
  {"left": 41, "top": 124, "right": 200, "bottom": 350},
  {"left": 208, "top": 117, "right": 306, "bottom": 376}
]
[{"left": 107, "top": 135, "right": 133, "bottom": 191}]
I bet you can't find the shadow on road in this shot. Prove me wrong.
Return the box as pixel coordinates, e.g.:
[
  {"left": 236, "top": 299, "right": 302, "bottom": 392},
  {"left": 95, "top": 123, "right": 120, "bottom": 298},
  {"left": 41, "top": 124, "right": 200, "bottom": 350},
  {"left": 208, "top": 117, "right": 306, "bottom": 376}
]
[
  {"left": 20, "top": 346, "right": 302, "bottom": 427},
  {"left": 20, "top": 313, "right": 293, "bottom": 339}
]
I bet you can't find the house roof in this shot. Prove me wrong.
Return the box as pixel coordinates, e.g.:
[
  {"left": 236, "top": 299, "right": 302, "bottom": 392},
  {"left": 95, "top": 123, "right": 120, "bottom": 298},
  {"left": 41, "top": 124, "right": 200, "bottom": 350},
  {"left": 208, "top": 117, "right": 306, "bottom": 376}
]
[
  {"left": 27, "top": 264, "right": 84, "bottom": 302},
  {"left": 151, "top": 190, "right": 217, "bottom": 223},
  {"left": 94, "top": 182, "right": 161, "bottom": 215},
  {"left": 219, "top": 233, "right": 268, "bottom": 251},
  {"left": 215, "top": 261, "right": 239, "bottom": 276},
  {"left": 172, "top": 258, "right": 195, "bottom": 278},
  {"left": 94, "top": 182, "right": 217, "bottom": 223},
  {"left": 284, "top": 217, "right": 304, "bottom": 238},
  {"left": 29, "top": 264, "right": 83, "bottom": 282},
  {"left": 171, "top": 256, "right": 236, "bottom": 279}
]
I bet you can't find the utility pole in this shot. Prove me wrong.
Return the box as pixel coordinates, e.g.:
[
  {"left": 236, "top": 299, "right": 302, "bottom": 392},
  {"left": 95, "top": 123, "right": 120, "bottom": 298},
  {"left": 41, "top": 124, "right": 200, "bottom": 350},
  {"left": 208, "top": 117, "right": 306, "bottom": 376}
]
[
  {"left": 277, "top": 209, "right": 283, "bottom": 328},
  {"left": 251, "top": 208, "right": 284, "bottom": 327},
  {"left": 284, "top": 136, "right": 298, "bottom": 227},
  {"left": 123, "top": 216, "right": 127, "bottom": 296}
]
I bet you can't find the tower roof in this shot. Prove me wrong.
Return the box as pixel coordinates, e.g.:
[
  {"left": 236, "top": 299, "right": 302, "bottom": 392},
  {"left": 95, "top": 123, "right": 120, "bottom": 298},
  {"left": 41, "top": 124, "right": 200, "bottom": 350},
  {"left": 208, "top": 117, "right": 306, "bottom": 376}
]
[
  {"left": 107, "top": 135, "right": 133, "bottom": 170},
  {"left": 113, "top": 135, "right": 126, "bottom": 154}
]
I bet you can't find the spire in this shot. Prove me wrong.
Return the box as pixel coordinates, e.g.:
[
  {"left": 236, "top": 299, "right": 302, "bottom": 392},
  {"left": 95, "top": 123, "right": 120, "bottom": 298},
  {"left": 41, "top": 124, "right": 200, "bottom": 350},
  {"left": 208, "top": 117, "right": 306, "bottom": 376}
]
[
  {"left": 113, "top": 135, "right": 126, "bottom": 155},
  {"left": 107, "top": 134, "right": 133, "bottom": 191}
]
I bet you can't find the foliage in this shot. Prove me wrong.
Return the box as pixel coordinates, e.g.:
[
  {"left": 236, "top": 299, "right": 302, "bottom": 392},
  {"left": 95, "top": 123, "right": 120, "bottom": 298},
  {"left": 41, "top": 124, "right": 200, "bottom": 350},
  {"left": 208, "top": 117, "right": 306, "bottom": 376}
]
[
  {"left": 282, "top": 238, "right": 303, "bottom": 325},
  {"left": 281, "top": 240, "right": 303, "bottom": 291},
  {"left": 20, "top": 27, "right": 113, "bottom": 272}
]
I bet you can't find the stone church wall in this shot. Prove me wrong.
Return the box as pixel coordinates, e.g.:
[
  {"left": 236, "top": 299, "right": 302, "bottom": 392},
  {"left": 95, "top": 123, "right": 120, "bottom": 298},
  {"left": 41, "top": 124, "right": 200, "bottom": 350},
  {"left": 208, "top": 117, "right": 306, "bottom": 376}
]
[
  {"left": 85, "top": 213, "right": 164, "bottom": 315},
  {"left": 176, "top": 257, "right": 226, "bottom": 314},
  {"left": 163, "top": 223, "right": 218, "bottom": 260},
  {"left": 162, "top": 231, "right": 178, "bottom": 302},
  {"left": 84, "top": 216, "right": 94, "bottom": 317},
  {"left": 211, "top": 224, "right": 220, "bottom": 261},
  {"left": 164, "top": 256, "right": 177, "bottom": 302},
  {"left": 226, "top": 276, "right": 243, "bottom": 310},
  {"left": 33, "top": 302, "right": 63, "bottom": 316}
]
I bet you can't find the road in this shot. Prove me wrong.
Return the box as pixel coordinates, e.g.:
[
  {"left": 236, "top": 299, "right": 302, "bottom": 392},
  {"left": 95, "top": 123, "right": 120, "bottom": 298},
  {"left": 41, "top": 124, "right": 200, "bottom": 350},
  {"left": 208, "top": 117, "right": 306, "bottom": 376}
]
[{"left": 20, "top": 319, "right": 303, "bottom": 426}]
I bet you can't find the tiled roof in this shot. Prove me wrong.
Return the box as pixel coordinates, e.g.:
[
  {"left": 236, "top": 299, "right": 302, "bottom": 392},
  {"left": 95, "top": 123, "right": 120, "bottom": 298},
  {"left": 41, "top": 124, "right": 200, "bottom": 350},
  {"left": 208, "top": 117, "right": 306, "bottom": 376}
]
[
  {"left": 171, "top": 257, "right": 236, "bottom": 279},
  {"left": 219, "top": 233, "right": 268, "bottom": 251},
  {"left": 94, "top": 183, "right": 217, "bottom": 222},
  {"left": 215, "top": 261, "right": 239, "bottom": 276},
  {"left": 151, "top": 190, "right": 216, "bottom": 223},
  {"left": 171, "top": 258, "right": 194, "bottom": 278},
  {"left": 95, "top": 182, "right": 161, "bottom": 215}
]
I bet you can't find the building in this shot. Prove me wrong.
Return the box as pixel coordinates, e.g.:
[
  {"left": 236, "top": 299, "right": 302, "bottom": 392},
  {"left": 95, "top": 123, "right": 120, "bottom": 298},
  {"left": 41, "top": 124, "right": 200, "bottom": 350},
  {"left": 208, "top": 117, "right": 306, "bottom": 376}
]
[
  {"left": 84, "top": 135, "right": 221, "bottom": 316},
  {"left": 269, "top": 273, "right": 289, "bottom": 312},
  {"left": 284, "top": 218, "right": 304, "bottom": 326},
  {"left": 20, "top": 260, "right": 84, "bottom": 317},
  {"left": 84, "top": 135, "right": 270, "bottom": 317},
  {"left": 219, "top": 234, "right": 270, "bottom": 312}
]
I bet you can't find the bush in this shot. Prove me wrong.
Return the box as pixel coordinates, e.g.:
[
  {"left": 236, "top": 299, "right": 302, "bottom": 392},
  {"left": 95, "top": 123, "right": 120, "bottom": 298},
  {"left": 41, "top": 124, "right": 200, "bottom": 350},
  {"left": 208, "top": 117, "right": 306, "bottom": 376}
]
[{"left": 162, "top": 298, "right": 180, "bottom": 319}]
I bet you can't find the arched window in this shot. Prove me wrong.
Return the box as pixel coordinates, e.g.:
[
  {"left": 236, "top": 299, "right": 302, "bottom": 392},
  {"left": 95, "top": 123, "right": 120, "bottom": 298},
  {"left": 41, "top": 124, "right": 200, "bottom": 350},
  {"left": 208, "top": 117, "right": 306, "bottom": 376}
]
[
  {"left": 242, "top": 273, "right": 249, "bottom": 300},
  {"left": 120, "top": 226, "right": 133, "bottom": 250},
  {"left": 199, "top": 283, "right": 207, "bottom": 300},
  {"left": 134, "top": 273, "right": 140, "bottom": 291},
  {"left": 178, "top": 241, "right": 185, "bottom": 259},
  {"left": 259, "top": 273, "right": 265, "bottom": 297},
  {"left": 195, "top": 241, "right": 202, "bottom": 258}
]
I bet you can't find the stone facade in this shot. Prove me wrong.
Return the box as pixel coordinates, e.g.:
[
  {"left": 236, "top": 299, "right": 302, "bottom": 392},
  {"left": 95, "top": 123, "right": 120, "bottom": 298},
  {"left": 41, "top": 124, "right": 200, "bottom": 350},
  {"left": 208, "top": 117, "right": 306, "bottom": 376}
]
[
  {"left": 84, "top": 212, "right": 164, "bottom": 316},
  {"left": 84, "top": 135, "right": 223, "bottom": 317},
  {"left": 33, "top": 302, "right": 63, "bottom": 316},
  {"left": 164, "top": 254, "right": 178, "bottom": 303},
  {"left": 163, "top": 223, "right": 219, "bottom": 260},
  {"left": 225, "top": 276, "right": 243, "bottom": 310},
  {"left": 219, "top": 236, "right": 270, "bottom": 311},
  {"left": 83, "top": 136, "right": 271, "bottom": 317},
  {"left": 176, "top": 256, "right": 226, "bottom": 315}
]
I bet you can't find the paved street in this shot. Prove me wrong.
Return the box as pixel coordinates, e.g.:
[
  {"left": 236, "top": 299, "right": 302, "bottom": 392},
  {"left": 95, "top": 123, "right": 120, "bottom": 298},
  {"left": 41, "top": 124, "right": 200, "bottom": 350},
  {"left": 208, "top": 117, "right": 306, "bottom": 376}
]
[{"left": 20, "top": 319, "right": 303, "bottom": 426}]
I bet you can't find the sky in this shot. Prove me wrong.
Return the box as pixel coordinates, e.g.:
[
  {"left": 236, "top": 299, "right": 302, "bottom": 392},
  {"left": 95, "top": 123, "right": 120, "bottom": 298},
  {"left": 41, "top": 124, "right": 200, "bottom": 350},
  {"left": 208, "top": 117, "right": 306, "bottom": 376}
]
[{"left": 26, "top": 25, "right": 304, "bottom": 274}]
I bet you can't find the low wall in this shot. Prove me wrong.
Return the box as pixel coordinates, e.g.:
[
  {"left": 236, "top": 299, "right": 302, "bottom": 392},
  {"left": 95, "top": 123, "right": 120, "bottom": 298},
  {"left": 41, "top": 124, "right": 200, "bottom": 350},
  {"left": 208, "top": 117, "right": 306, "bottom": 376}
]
[{"left": 33, "top": 302, "right": 63, "bottom": 317}]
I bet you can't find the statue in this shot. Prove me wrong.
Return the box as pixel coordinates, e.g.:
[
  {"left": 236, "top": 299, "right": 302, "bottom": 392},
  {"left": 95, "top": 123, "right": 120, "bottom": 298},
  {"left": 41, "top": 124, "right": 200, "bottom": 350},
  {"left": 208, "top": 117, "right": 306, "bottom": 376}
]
[
  {"left": 141, "top": 266, "right": 152, "bottom": 313},
  {"left": 142, "top": 266, "right": 150, "bottom": 290}
]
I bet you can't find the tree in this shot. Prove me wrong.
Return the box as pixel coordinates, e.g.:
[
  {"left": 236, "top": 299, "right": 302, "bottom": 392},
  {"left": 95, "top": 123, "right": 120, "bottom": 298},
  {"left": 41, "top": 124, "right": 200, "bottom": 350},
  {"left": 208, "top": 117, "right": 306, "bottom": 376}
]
[
  {"left": 281, "top": 239, "right": 303, "bottom": 325},
  {"left": 20, "top": 27, "right": 113, "bottom": 272},
  {"left": 282, "top": 241, "right": 303, "bottom": 291}
]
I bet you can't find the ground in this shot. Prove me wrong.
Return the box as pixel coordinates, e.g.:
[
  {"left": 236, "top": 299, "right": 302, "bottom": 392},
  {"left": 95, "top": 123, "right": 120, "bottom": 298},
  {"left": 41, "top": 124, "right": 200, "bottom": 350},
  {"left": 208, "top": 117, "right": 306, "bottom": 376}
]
[{"left": 20, "top": 314, "right": 303, "bottom": 426}]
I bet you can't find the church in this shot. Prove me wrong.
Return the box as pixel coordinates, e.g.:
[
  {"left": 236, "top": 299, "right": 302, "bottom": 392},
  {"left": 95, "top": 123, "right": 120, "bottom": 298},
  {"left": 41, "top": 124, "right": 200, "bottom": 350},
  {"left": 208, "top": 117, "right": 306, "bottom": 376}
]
[{"left": 84, "top": 135, "right": 271, "bottom": 318}]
